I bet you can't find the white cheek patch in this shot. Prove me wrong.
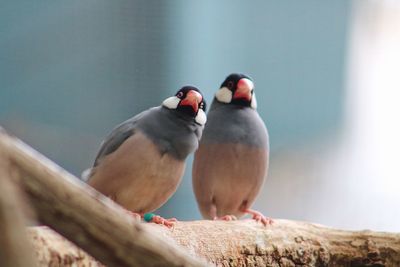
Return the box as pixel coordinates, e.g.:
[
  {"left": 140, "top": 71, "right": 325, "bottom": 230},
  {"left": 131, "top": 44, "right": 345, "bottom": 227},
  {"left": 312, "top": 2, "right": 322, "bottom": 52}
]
[
  {"left": 215, "top": 87, "right": 232, "bottom": 103},
  {"left": 251, "top": 93, "right": 257, "bottom": 109},
  {"left": 195, "top": 109, "right": 207, "bottom": 125},
  {"left": 162, "top": 96, "right": 180, "bottom": 109}
]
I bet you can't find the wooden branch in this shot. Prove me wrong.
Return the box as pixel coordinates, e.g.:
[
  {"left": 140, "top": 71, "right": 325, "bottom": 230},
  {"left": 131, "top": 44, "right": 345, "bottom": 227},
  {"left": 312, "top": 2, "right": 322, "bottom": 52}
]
[
  {"left": 0, "top": 128, "right": 207, "bottom": 267},
  {"left": 28, "top": 226, "right": 103, "bottom": 266},
  {"left": 0, "top": 151, "right": 37, "bottom": 267},
  {"left": 1, "top": 127, "right": 400, "bottom": 266},
  {"left": 29, "top": 219, "right": 400, "bottom": 267}
]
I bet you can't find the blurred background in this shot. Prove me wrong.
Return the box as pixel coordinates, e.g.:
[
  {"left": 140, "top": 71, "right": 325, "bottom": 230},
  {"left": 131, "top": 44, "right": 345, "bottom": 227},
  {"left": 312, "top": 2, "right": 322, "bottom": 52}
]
[{"left": 1, "top": 0, "right": 399, "bottom": 231}]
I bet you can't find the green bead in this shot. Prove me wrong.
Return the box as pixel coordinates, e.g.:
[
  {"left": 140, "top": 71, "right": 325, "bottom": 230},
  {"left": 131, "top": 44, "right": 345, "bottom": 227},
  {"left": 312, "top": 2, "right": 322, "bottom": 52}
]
[{"left": 143, "top": 213, "right": 155, "bottom": 222}]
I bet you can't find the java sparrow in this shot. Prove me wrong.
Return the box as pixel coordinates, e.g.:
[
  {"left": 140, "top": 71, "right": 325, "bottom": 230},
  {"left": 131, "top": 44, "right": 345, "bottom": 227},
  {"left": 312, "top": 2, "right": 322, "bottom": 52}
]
[
  {"left": 192, "top": 73, "right": 272, "bottom": 225},
  {"left": 86, "top": 86, "right": 206, "bottom": 227}
]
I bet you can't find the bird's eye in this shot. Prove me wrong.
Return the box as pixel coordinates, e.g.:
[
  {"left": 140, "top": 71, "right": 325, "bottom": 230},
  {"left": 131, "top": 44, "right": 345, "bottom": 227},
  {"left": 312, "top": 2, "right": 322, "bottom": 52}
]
[
  {"left": 227, "top": 81, "right": 234, "bottom": 89},
  {"left": 176, "top": 91, "right": 184, "bottom": 98}
]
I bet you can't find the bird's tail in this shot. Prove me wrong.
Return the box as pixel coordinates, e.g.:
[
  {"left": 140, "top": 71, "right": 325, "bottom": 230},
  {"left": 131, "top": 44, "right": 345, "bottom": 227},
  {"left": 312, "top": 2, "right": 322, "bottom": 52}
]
[{"left": 80, "top": 168, "right": 92, "bottom": 182}]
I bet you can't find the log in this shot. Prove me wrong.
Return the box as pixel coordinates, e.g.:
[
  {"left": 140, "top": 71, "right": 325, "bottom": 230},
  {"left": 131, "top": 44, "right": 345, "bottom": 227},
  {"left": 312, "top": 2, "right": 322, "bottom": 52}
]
[
  {"left": 0, "top": 151, "right": 37, "bottom": 267},
  {"left": 0, "top": 128, "right": 207, "bottom": 267},
  {"left": 29, "top": 220, "right": 400, "bottom": 267},
  {"left": 1, "top": 127, "right": 400, "bottom": 266}
]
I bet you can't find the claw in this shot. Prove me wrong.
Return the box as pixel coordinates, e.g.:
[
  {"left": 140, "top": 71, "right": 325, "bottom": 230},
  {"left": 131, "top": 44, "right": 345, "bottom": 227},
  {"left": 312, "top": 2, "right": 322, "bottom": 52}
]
[
  {"left": 213, "top": 215, "right": 237, "bottom": 221},
  {"left": 143, "top": 213, "right": 177, "bottom": 228},
  {"left": 243, "top": 209, "right": 273, "bottom": 226},
  {"left": 151, "top": 215, "right": 177, "bottom": 228}
]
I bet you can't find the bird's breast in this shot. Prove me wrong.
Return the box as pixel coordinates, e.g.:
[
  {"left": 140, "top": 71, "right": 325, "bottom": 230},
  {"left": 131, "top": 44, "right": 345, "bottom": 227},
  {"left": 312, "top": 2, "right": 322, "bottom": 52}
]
[
  {"left": 202, "top": 106, "right": 269, "bottom": 148},
  {"left": 88, "top": 131, "right": 185, "bottom": 212}
]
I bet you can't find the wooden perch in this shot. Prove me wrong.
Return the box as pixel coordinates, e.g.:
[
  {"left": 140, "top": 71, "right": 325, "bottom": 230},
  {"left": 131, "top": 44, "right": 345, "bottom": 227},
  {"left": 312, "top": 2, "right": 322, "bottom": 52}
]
[
  {"left": 1, "top": 128, "right": 400, "bottom": 266},
  {"left": 29, "top": 220, "right": 400, "bottom": 267},
  {"left": 0, "top": 128, "right": 207, "bottom": 267},
  {"left": 0, "top": 151, "right": 37, "bottom": 267}
]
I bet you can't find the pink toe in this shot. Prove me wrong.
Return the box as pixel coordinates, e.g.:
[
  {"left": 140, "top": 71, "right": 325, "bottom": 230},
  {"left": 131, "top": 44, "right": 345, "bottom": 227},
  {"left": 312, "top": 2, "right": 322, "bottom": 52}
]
[
  {"left": 149, "top": 216, "right": 177, "bottom": 228},
  {"left": 163, "top": 220, "right": 175, "bottom": 228},
  {"left": 218, "top": 215, "right": 237, "bottom": 221}
]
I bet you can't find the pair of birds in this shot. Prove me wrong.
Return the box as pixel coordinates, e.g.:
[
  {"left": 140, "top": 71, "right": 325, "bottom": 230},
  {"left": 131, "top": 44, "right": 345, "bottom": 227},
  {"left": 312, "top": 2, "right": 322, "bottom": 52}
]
[{"left": 85, "top": 73, "right": 271, "bottom": 227}]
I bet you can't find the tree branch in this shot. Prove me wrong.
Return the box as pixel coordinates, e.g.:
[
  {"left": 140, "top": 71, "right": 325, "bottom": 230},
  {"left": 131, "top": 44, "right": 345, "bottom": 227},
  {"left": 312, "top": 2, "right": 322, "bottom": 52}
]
[
  {"left": 0, "top": 150, "right": 37, "bottom": 267},
  {"left": 0, "top": 128, "right": 207, "bottom": 267},
  {"left": 1, "top": 127, "right": 400, "bottom": 266},
  {"left": 29, "top": 219, "right": 400, "bottom": 267}
]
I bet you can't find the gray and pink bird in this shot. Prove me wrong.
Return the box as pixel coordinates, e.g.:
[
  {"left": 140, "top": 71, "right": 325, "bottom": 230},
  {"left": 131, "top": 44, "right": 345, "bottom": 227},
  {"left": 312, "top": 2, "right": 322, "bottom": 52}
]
[
  {"left": 85, "top": 86, "right": 206, "bottom": 227},
  {"left": 85, "top": 74, "right": 271, "bottom": 226},
  {"left": 193, "top": 73, "right": 271, "bottom": 225}
]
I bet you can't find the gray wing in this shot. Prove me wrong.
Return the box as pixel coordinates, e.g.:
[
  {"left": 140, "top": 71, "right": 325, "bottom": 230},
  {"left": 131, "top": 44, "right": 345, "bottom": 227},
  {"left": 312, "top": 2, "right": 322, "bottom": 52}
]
[{"left": 93, "top": 111, "right": 146, "bottom": 167}]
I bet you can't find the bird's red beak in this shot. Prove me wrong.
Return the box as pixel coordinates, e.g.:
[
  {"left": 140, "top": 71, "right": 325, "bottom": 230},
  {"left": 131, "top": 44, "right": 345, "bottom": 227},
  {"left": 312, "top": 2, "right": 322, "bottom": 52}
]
[
  {"left": 180, "top": 90, "right": 202, "bottom": 113},
  {"left": 233, "top": 78, "right": 253, "bottom": 102}
]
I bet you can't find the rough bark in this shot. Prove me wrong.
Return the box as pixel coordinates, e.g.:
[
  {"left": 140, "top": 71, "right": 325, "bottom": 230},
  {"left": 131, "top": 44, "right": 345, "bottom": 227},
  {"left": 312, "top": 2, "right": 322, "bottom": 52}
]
[
  {"left": 28, "top": 226, "right": 103, "bottom": 267},
  {"left": 29, "top": 220, "right": 400, "bottom": 267},
  {"left": 0, "top": 151, "right": 37, "bottom": 267},
  {"left": 0, "top": 128, "right": 207, "bottom": 267}
]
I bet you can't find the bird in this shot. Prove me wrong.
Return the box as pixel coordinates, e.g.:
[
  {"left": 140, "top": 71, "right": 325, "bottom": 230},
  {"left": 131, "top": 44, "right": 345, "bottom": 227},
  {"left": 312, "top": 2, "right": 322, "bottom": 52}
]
[
  {"left": 85, "top": 86, "right": 207, "bottom": 227},
  {"left": 192, "top": 73, "right": 272, "bottom": 225}
]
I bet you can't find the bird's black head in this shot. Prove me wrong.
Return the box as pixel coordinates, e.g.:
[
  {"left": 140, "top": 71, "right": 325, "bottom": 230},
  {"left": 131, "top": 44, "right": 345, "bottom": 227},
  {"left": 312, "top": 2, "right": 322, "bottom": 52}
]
[
  {"left": 215, "top": 73, "right": 257, "bottom": 109},
  {"left": 162, "top": 86, "right": 207, "bottom": 125}
]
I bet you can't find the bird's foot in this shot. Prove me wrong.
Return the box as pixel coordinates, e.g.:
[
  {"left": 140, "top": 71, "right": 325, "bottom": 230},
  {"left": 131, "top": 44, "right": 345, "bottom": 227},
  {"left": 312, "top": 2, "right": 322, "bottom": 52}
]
[
  {"left": 143, "top": 213, "right": 177, "bottom": 228},
  {"left": 242, "top": 208, "right": 273, "bottom": 226},
  {"left": 213, "top": 215, "right": 237, "bottom": 221}
]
